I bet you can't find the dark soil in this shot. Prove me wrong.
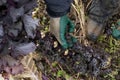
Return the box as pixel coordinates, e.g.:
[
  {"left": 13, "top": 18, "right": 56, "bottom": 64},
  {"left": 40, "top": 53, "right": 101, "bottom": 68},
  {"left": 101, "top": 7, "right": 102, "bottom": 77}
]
[{"left": 36, "top": 0, "right": 120, "bottom": 80}]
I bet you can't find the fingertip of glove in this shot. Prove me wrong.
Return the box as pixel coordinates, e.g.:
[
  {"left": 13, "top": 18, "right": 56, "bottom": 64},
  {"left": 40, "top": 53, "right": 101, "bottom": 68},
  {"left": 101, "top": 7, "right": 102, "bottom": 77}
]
[
  {"left": 62, "top": 43, "right": 68, "bottom": 49},
  {"left": 62, "top": 46, "right": 68, "bottom": 49}
]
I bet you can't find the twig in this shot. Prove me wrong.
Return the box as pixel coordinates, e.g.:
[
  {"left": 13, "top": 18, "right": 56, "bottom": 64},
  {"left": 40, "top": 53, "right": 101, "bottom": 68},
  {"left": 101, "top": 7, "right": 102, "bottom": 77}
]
[{"left": 72, "top": 0, "right": 86, "bottom": 43}]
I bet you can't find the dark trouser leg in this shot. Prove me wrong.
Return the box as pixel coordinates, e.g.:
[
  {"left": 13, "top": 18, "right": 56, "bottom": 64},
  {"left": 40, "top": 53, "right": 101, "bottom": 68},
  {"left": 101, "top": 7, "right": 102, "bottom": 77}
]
[
  {"left": 86, "top": 0, "right": 120, "bottom": 41},
  {"left": 88, "top": 0, "right": 120, "bottom": 24},
  {"left": 44, "top": 0, "right": 73, "bottom": 17}
]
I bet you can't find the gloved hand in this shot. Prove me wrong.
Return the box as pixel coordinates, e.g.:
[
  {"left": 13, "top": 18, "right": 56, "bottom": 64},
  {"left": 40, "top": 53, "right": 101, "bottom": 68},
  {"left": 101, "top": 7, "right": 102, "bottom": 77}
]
[
  {"left": 112, "top": 19, "right": 120, "bottom": 39},
  {"left": 50, "top": 15, "right": 77, "bottom": 49}
]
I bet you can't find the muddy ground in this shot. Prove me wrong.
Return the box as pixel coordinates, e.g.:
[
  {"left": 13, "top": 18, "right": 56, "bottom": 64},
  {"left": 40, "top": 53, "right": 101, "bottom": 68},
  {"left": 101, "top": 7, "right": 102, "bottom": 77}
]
[{"left": 33, "top": 0, "right": 120, "bottom": 80}]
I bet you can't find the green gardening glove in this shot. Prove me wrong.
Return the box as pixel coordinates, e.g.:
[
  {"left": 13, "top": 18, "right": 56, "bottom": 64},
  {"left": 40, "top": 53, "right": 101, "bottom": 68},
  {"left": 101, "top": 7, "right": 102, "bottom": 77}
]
[
  {"left": 112, "top": 19, "right": 120, "bottom": 39},
  {"left": 50, "top": 15, "right": 77, "bottom": 49}
]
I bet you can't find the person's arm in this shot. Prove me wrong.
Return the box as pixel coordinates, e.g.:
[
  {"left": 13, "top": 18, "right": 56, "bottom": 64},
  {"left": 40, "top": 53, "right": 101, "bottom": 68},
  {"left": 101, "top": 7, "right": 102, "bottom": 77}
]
[
  {"left": 44, "top": 0, "right": 76, "bottom": 49},
  {"left": 44, "top": 0, "right": 73, "bottom": 17}
]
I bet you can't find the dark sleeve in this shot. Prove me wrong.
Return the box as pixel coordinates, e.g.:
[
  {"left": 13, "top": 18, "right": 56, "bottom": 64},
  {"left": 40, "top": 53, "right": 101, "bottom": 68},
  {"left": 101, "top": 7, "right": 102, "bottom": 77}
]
[
  {"left": 88, "top": 0, "right": 120, "bottom": 23},
  {"left": 44, "top": 0, "right": 73, "bottom": 17}
]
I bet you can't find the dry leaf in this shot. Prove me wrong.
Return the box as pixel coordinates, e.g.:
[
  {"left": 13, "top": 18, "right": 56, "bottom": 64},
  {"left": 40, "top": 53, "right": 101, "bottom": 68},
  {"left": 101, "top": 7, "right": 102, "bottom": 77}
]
[
  {"left": 14, "top": 53, "right": 42, "bottom": 80},
  {"left": 11, "top": 64, "right": 24, "bottom": 75}
]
